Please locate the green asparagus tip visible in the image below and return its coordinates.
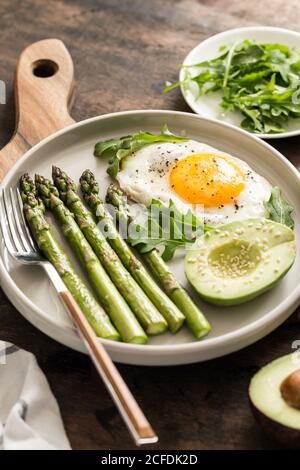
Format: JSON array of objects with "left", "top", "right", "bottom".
[
  {"left": 52, "top": 166, "right": 77, "bottom": 200},
  {"left": 80, "top": 170, "right": 99, "bottom": 195},
  {"left": 35, "top": 174, "right": 59, "bottom": 194},
  {"left": 106, "top": 183, "right": 116, "bottom": 200},
  {"left": 19, "top": 173, "right": 45, "bottom": 212},
  {"left": 106, "top": 184, "right": 126, "bottom": 209},
  {"left": 20, "top": 173, "right": 35, "bottom": 196},
  {"left": 108, "top": 183, "right": 122, "bottom": 195},
  {"left": 35, "top": 174, "right": 60, "bottom": 208}
]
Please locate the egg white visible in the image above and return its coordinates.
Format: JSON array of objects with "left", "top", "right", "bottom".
[{"left": 116, "top": 140, "right": 272, "bottom": 227}]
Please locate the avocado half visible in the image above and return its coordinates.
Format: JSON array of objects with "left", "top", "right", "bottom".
[
  {"left": 185, "top": 218, "right": 296, "bottom": 306},
  {"left": 249, "top": 354, "right": 300, "bottom": 448}
]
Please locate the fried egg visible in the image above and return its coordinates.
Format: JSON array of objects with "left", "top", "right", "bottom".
[{"left": 116, "top": 140, "right": 272, "bottom": 227}]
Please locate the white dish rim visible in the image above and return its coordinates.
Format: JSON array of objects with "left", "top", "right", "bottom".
[{"left": 1, "top": 109, "right": 300, "bottom": 358}]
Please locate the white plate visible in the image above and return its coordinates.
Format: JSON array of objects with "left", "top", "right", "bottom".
[
  {"left": 1, "top": 110, "right": 300, "bottom": 365},
  {"left": 180, "top": 26, "right": 300, "bottom": 139}
]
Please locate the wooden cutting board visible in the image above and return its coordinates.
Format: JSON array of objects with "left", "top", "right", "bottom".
[{"left": 0, "top": 38, "right": 75, "bottom": 181}]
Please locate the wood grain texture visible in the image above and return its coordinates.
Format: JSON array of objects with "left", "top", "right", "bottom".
[
  {"left": 0, "top": 0, "right": 299, "bottom": 450},
  {"left": 0, "top": 38, "right": 74, "bottom": 180}
]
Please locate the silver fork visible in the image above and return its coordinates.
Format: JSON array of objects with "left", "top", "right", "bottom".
[
  {"left": 0, "top": 186, "right": 158, "bottom": 446},
  {"left": 0, "top": 187, "right": 68, "bottom": 289}
]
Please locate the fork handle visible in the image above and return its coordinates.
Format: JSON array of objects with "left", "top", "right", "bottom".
[{"left": 59, "top": 291, "right": 158, "bottom": 446}]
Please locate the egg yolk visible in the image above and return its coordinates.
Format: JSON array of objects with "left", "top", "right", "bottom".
[{"left": 169, "top": 154, "right": 245, "bottom": 207}]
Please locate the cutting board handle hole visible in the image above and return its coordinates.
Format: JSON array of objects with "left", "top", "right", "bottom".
[{"left": 32, "top": 59, "right": 58, "bottom": 78}]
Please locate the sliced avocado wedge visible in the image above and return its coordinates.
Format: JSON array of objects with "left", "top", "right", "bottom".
[
  {"left": 185, "top": 218, "right": 296, "bottom": 306},
  {"left": 249, "top": 353, "right": 300, "bottom": 448}
]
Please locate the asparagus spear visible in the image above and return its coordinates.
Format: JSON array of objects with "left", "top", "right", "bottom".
[
  {"left": 34, "top": 174, "right": 147, "bottom": 344},
  {"left": 106, "top": 185, "right": 211, "bottom": 339},
  {"left": 80, "top": 170, "right": 185, "bottom": 333},
  {"left": 52, "top": 166, "right": 167, "bottom": 335},
  {"left": 19, "top": 174, "right": 120, "bottom": 341}
]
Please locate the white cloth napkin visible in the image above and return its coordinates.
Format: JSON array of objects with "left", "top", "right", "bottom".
[{"left": 0, "top": 341, "right": 71, "bottom": 450}]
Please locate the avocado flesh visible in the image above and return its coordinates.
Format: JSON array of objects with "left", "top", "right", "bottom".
[
  {"left": 185, "top": 218, "right": 296, "bottom": 306},
  {"left": 249, "top": 354, "right": 300, "bottom": 432}
]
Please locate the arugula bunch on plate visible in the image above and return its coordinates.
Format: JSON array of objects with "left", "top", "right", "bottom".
[
  {"left": 127, "top": 199, "right": 211, "bottom": 262},
  {"left": 120, "top": 188, "right": 294, "bottom": 262},
  {"left": 165, "top": 40, "right": 300, "bottom": 134},
  {"left": 264, "top": 187, "right": 294, "bottom": 229},
  {"left": 94, "top": 125, "right": 188, "bottom": 177}
]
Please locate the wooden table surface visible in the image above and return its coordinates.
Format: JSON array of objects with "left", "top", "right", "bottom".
[{"left": 0, "top": 0, "right": 299, "bottom": 450}]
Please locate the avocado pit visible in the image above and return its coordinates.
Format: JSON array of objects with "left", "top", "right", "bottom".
[{"left": 281, "top": 369, "right": 300, "bottom": 410}]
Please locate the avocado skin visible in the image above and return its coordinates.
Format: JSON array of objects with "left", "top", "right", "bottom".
[
  {"left": 250, "top": 401, "right": 300, "bottom": 449},
  {"left": 249, "top": 353, "right": 300, "bottom": 448},
  {"left": 194, "top": 264, "right": 293, "bottom": 307}
]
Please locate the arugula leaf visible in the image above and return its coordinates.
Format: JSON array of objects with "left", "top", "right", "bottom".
[
  {"left": 223, "top": 40, "right": 240, "bottom": 88},
  {"left": 165, "top": 40, "right": 300, "bottom": 134},
  {"left": 264, "top": 187, "right": 294, "bottom": 228},
  {"left": 129, "top": 199, "right": 211, "bottom": 261},
  {"left": 94, "top": 125, "right": 188, "bottom": 177}
]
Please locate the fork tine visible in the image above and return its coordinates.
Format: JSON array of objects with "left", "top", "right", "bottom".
[
  {"left": 10, "top": 188, "right": 32, "bottom": 253},
  {"left": 16, "top": 188, "right": 36, "bottom": 251},
  {"left": 0, "top": 189, "right": 16, "bottom": 256},
  {"left": 3, "top": 188, "right": 25, "bottom": 253}
]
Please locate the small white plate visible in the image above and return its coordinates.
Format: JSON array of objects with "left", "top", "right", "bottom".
[
  {"left": 180, "top": 26, "right": 300, "bottom": 139},
  {"left": 1, "top": 110, "right": 300, "bottom": 365}
]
